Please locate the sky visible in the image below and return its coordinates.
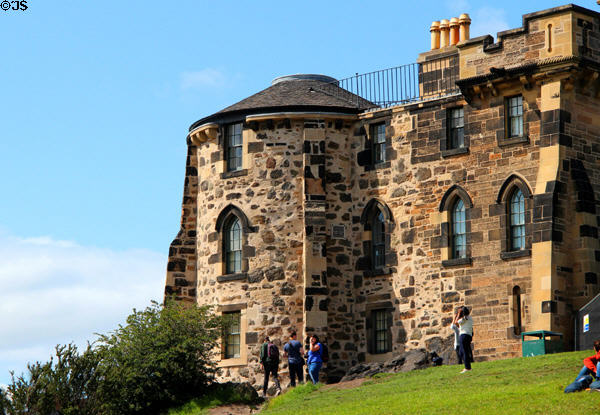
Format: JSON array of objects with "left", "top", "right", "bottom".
[{"left": 0, "top": 0, "right": 590, "bottom": 386}]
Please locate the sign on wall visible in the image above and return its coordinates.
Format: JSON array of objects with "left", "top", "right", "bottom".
[{"left": 584, "top": 314, "right": 590, "bottom": 333}]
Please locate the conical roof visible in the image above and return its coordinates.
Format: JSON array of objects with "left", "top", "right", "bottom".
[{"left": 190, "top": 74, "right": 377, "bottom": 130}]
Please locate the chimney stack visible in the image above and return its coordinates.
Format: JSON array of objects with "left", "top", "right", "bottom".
[{"left": 430, "top": 13, "right": 471, "bottom": 50}]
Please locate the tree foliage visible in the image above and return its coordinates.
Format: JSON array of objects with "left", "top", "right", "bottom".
[{"left": 0, "top": 300, "right": 224, "bottom": 415}]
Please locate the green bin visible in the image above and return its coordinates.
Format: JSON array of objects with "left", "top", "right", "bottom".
[{"left": 521, "top": 330, "right": 563, "bottom": 357}]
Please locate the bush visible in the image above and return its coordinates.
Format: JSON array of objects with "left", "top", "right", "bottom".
[
  {"left": 95, "top": 300, "right": 223, "bottom": 414},
  {"left": 1, "top": 300, "right": 224, "bottom": 415}
]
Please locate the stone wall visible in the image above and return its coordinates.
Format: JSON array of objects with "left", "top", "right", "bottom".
[
  {"left": 165, "top": 3, "right": 600, "bottom": 386},
  {"left": 193, "top": 121, "right": 306, "bottom": 388}
]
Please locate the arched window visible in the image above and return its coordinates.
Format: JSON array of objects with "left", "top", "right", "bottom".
[
  {"left": 451, "top": 199, "right": 466, "bottom": 259},
  {"left": 224, "top": 217, "right": 242, "bottom": 274},
  {"left": 372, "top": 209, "right": 386, "bottom": 269},
  {"left": 512, "top": 286, "right": 522, "bottom": 335},
  {"left": 438, "top": 185, "right": 473, "bottom": 266},
  {"left": 495, "top": 175, "right": 532, "bottom": 259},
  {"left": 358, "top": 199, "right": 395, "bottom": 274},
  {"left": 509, "top": 189, "right": 525, "bottom": 251}
]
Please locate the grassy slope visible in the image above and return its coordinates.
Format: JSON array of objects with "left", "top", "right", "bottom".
[{"left": 263, "top": 350, "right": 600, "bottom": 415}]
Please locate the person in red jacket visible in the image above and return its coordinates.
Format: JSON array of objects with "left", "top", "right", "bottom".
[{"left": 574, "top": 340, "right": 600, "bottom": 381}]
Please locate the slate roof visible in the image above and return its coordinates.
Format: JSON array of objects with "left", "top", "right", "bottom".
[{"left": 190, "top": 75, "right": 377, "bottom": 130}]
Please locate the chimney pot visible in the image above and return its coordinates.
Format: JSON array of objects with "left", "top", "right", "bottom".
[
  {"left": 430, "top": 21, "right": 440, "bottom": 50},
  {"left": 450, "top": 17, "right": 460, "bottom": 45},
  {"left": 459, "top": 13, "right": 471, "bottom": 41},
  {"left": 440, "top": 19, "right": 450, "bottom": 48}
]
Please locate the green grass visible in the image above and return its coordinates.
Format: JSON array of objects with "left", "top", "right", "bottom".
[
  {"left": 261, "top": 350, "right": 600, "bottom": 415},
  {"left": 166, "top": 383, "right": 260, "bottom": 415}
]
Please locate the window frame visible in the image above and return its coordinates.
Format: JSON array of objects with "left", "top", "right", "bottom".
[
  {"left": 451, "top": 198, "right": 467, "bottom": 259},
  {"left": 224, "top": 216, "right": 242, "bottom": 274},
  {"left": 505, "top": 95, "right": 523, "bottom": 139},
  {"left": 509, "top": 188, "right": 526, "bottom": 251},
  {"left": 225, "top": 123, "right": 243, "bottom": 172},
  {"left": 371, "top": 122, "right": 386, "bottom": 165},
  {"left": 448, "top": 107, "right": 465, "bottom": 150},
  {"left": 357, "top": 199, "right": 396, "bottom": 276},
  {"left": 438, "top": 185, "right": 473, "bottom": 268},
  {"left": 372, "top": 209, "right": 386, "bottom": 270},
  {"left": 367, "top": 307, "right": 393, "bottom": 355},
  {"left": 494, "top": 176, "right": 532, "bottom": 261},
  {"left": 223, "top": 311, "right": 241, "bottom": 359}
]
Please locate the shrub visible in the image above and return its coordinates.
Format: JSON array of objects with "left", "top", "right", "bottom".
[
  {"left": 2, "top": 300, "right": 224, "bottom": 415},
  {"left": 95, "top": 300, "right": 223, "bottom": 414}
]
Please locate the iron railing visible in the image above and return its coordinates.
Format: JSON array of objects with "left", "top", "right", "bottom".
[{"left": 318, "top": 55, "right": 460, "bottom": 108}]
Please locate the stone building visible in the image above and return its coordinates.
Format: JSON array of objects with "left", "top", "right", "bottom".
[{"left": 165, "top": 4, "right": 600, "bottom": 387}]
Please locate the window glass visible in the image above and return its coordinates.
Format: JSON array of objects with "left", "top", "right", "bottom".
[
  {"left": 507, "top": 96, "right": 523, "bottom": 138},
  {"left": 451, "top": 199, "right": 466, "bottom": 259},
  {"left": 510, "top": 189, "right": 525, "bottom": 250},
  {"left": 372, "top": 123, "right": 386, "bottom": 164},
  {"left": 448, "top": 108, "right": 464, "bottom": 149},
  {"left": 373, "top": 309, "right": 390, "bottom": 354},
  {"left": 225, "top": 217, "right": 242, "bottom": 274},
  {"left": 372, "top": 210, "right": 385, "bottom": 269},
  {"left": 226, "top": 123, "right": 243, "bottom": 171},
  {"left": 224, "top": 311, "right": 241, "bottom": 359}
]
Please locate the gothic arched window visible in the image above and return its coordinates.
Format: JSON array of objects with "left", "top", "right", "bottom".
[
  {"left": 224, "top": 216, "right": 242, "bottom": 274},
  {"left": 358, "top": 199, "right": 396, "bottom": 275},
  {"left": 494, "top": 175, "right": 532, "bottom": 260},
  {"left": 372, "top": 209, "right": 386, "bottom": 269},
  {"left": 509, "top": 189, "right": 525, "bottom": 251},
  {"left": 451, "top": 199, "right": 466, "bottom": 259}
]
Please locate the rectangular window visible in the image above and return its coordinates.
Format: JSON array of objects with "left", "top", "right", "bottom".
[
  {"left": 373, "top": 309, "right": 391, "bottom": 354},
  {"left": 226, "top": 123, "right": 243, "bottom": 172},
  {"left": 448, "top": 108, "right": 464, "bottom": 149},
  {"left": 223, "top": 311, "right": 241, "bottom": 359},
  {"left": 506, "top": 96, "right": 523, "bottom": 138},
  {"left": 371, "top": 123, "right": 386, "bottom": 164}
]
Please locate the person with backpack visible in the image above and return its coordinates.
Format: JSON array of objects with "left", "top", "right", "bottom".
[
  {"left": 283, "top": 331, "right": 305, "bottom": 387},
  {"left": 307, "top": 334, "right": 325, "bottom": 384},
  {"left": 260, "top": 336, "right": 281, "bottom": 397}
]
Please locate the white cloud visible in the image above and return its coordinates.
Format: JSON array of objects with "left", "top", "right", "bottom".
[
  {"left": 180, "top": 68, "right": 227, "bottom": 90},
  {"left": 0, "top": 232, "right": 166, "bottom": 385},
  {"left": 470, "top": 7, "right": 510, "bottom": 41}
]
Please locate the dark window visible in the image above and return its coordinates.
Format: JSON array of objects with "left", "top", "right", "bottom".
[
  {"left": 506, "top": 96, "right": 523, "bottom": 138},
  {"left": 226, "top": 123, "right": 243, "bottom": 172},
  {"left": 451, "top": 199, "right": 466, "bottom": 259},
  {"left": 372, "top": 123, "right": 386, "bottom": 164},
  {"left": 372, "top": 210, "right": 385, "bottom": 269},
  {"left": 448, "top": 108, "right": 464, "bottom": 149},
  {"left": 509, "top": 189, "right": 525, "bottom": 250},
  {"left": 223, "top": 311, "right": 241, "bottom": 358},
  {"left": 224, "top": 216, "right": 242, "bottom": 274},
  {"left": 372, "top": 309, "right": 391, "bottom": 354},
  {"left": 512, "top": 286, "right": 522, "bottom": 335}
]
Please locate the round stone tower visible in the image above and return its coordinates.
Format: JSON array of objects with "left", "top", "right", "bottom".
[{"left": 165, "top": 74, "right": 374, "bottom": 387}]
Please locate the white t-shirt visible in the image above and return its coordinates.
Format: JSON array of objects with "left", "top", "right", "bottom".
[{"left": 458, "top": 317, "right": 473, "bottom": 336}]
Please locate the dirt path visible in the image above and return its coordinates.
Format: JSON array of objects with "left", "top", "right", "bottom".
[
  {"left": 208, "top": 378, "right": 367, "bottom": 414},
  {"left": 208, "top": 403, "right": 262, "bottom": 415}
]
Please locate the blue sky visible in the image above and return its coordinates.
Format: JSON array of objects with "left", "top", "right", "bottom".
[{"left": 0, "top": 0, "right": 585, "bottom": 386}]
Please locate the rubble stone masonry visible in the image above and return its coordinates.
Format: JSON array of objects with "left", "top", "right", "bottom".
[{"left": 165, "top": 4, "right": 600, "bottom": 389}]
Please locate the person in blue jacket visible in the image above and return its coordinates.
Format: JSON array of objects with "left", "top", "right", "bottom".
[{"left": 307, "top": 334, "right": 323, "bottom": 384}]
